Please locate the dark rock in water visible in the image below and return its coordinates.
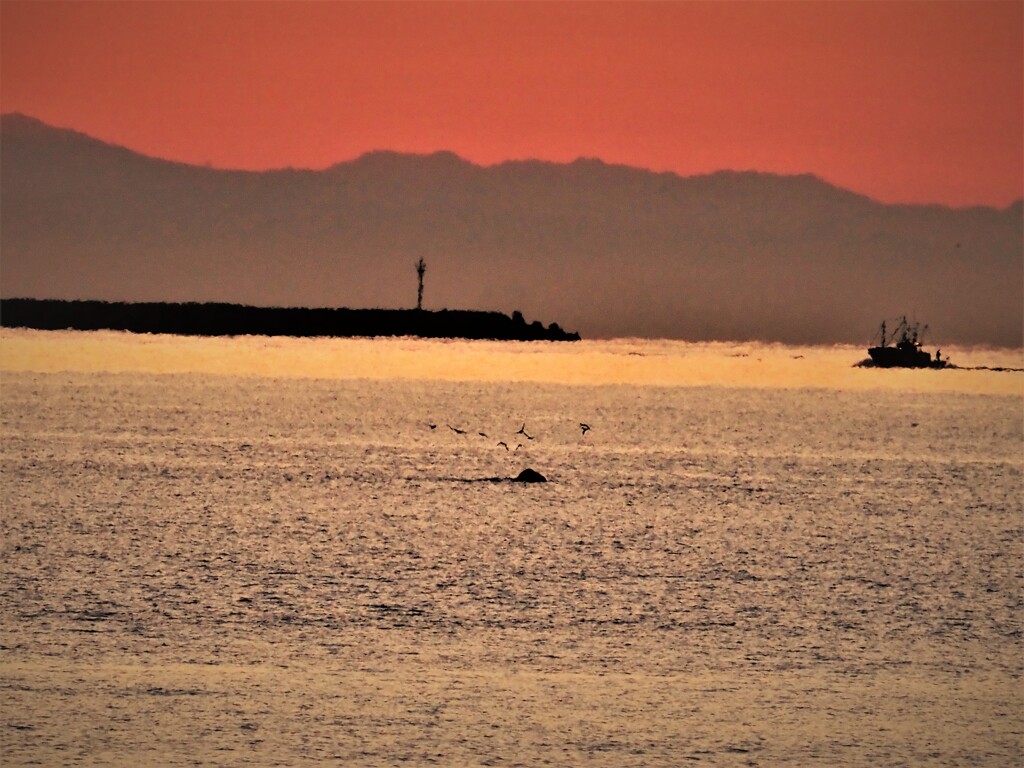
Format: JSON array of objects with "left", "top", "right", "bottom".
[{"left": 513, "top": 468, "right": 547, "bottom": 483}]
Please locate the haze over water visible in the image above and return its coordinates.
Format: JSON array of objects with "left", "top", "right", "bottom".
[{"left": 1, "top": 331, "right": 1021, "bottom": 766}]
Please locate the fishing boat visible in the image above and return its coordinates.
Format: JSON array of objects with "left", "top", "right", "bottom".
[{"left": 867, "top": 317, "right": 948, "bottom": 368}]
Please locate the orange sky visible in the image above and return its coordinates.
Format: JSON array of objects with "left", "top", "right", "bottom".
[{"left": 1, "top": 1, "right": 1021, "bottom": 207}]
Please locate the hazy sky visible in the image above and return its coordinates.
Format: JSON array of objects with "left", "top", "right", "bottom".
[{"left": 1, "top": 1, "right": 1021, "bottom": 207}]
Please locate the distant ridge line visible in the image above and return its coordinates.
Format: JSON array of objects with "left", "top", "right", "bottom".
[
  {"left": 8, "top": 111, "right": 1022, "bottom": 211},
  {"left": 0, "top": 111, "right": 864, "bottom": 203},
  {"left": 3, "top": 113, "right": 1021, "bottom": 346},
  {"left": 0, "top": 298, "right": 581, "bottom": 342}
]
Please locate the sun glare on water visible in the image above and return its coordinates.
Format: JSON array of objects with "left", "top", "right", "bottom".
[{"left": 1, "top": 329, "right": 1021, "bottom": 396}]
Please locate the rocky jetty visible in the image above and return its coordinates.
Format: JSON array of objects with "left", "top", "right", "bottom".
[{"left": 0, "top": 299, "right": 580, "bottom": 342}]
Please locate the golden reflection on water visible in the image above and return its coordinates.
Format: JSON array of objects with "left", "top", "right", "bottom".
[{"left": 1, "top": 329, "right": 1021, "bottom": 396}]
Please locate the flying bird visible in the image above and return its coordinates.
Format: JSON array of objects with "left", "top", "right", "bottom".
[
  {"left": 428, "top": 423, "right": 437, "bottom": 430},
  {"left": 580, "top": 422, "right": 591, "bottom": 437},
  {"left": 516, "top": 423, "right": 534, "bottom": 440},
  {"left": 448, "top": 425, "right": 466, "bottom": 435},
  {"left": 497, "top": 441, "right": 509, "bottom": 451}
]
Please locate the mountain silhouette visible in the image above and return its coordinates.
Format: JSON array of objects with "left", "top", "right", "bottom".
[{"left": 2, "top": 113, "right": 1020, "bottom": 345}]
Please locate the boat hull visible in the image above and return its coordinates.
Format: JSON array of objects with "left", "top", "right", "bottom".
[{"left": 868, "top": 345, "right": 946, "bottom": 368}]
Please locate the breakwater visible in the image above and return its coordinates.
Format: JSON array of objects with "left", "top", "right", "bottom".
[{"left": 0, "top": 299, "right": 580, "bottom": 341}]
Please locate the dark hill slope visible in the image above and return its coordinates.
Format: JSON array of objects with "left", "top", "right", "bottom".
[{"left": 2, "top": 113, "right": 1020, "bottom": 345}]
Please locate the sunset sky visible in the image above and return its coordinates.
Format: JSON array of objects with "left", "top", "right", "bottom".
[{"left": 1, "top": 1, "right": 1021, "bottom": 208}]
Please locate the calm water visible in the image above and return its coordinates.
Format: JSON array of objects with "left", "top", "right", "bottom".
[{"left": 1, "top": 333, "right": 1021, "bottom": 766}]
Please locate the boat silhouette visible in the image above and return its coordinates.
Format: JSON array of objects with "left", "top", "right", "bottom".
[{"left": 867, "top": 317, "right": 947, "bottom": 368}]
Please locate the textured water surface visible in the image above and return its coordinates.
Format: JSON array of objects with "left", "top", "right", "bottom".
[{"left": 1, "top": 344, "right": 1021, "bottom": 766}]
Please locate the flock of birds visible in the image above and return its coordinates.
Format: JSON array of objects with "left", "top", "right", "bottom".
[{"left": 426, "top": 421, "right": 591, "bottom": 451}]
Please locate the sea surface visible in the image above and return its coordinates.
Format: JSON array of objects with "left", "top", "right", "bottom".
[{"left": 1, "top": 330, "right": 1022, "bottom": 766}]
